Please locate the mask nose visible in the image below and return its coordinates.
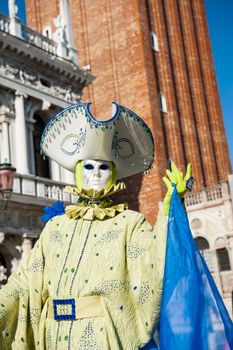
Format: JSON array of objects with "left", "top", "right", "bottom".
[{"left": 93, "top": 166, "right": 101, "bottom": 178}]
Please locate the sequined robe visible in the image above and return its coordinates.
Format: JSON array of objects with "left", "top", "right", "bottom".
[{"left": 0, "top": 206, "right": 167, "bottom": 350}]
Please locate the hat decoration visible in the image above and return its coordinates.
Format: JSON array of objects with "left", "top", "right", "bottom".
[{"left": 40, "top": 102, "right": 154, "bottom": 179}]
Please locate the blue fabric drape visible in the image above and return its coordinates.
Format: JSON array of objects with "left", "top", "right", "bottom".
[
  {"left": 41, "top": 201, "right": 65, "bottom": 222},
  {"left": 141, "top": 338, "right": 158, "bottom": 350},
  {"left": 158, "top": 188, "right": 233, "bottom": 350},
  {"left": 141, "top": 339, "right": 158, "bottom": 350}
]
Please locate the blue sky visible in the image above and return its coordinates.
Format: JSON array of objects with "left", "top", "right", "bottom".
[
  {"left": 0, "top": 0, "right": 26, "bottom": 24},
  {"left": 205, "top": 0, "right": 233, "bottom": 166},
  {"left": 0, "top": 0, "right": 232, "bottom": 166}
]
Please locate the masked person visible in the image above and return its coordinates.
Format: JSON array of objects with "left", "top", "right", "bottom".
[{"left": 0, "top": 103, "right": 192, "bottom": 349}]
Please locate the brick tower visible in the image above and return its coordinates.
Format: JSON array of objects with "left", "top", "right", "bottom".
[{"left": 25, "top": 0, "right": 232, "bottom": 223}]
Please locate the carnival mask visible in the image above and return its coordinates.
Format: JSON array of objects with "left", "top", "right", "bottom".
[
  {"left": 82, "top": 160, "right": 111, "bottom": 190},
  {"left": 75, "top": 159, "right": 117, "bottom": 191}
]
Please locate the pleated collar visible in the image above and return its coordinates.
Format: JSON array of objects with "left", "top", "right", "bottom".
[{"left": 64, "top": 183, "right": 128, "bottom": 221}]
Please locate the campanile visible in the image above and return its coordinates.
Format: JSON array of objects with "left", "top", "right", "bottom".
[{"left": 25, "top": 0, "right": 232, "bottom": 222}]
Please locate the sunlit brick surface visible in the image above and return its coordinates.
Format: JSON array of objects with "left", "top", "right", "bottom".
[{"left": 26, "top": 0, "right": 232, "bottom": 224}]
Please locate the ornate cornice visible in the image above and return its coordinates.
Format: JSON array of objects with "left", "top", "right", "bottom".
[
  {"left": 0, "top": 29, "right": 93, "bottom": 83},
  {"left": 0, "top": 28, "right": 94, "bottom": 104}
]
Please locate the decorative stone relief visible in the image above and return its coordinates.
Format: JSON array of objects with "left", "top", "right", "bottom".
[
  {"left": 1, "top": 61, "right": 20, "bottom": 80},
  {"left": 0, "top": 89, "right": 15, "bottom": 114},
  {"left": 42, "top": 100, "right": 51, "bottom": 111},
  {"left": 0, "top": 57, "right": 80, "bottom": 103},
  {"left": 65, "top": 86, "right": 72, "bottom": 102},
  {"left": 19, "top": 68, "right": 37, "bottom": 84}
]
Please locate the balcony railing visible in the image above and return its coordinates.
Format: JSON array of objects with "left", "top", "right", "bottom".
[
  {"left": 0, "top": 13, "right": 10, "bottom": 33},
  {"left": 13, "top": 173, "right": 76, "bottom": 203},
  {"left": 185, "top": 182, "right": 230, "bottom": 210},
  {"left": 12, "top": 174, "right": 230, "bottom": 208},
  {"left": 22, "top": 25, "right": 58, "bottom": 56},
  {"left": 0, "top": 13, "right": 77, "bottom": 62}
]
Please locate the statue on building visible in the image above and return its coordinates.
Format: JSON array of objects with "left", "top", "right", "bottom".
[
  {"left": 53, "top": 15, "right": 67, "bottom": 44},
  {"left": 8, "top": 0, "right": 18, "bottom": 18},
  {"left": 0, "top": 103, "right": 232, "bottom": 349}
]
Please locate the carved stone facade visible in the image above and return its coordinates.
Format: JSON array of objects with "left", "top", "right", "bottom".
[
  {"left": 0, "top": 7, "right": 93, "bottom": 285},
  {"left": 0, "top": 56, "right": 84, "bottom": 105},
  {"left": 185, "top": 180, "right": 233, "bottom": 314}
]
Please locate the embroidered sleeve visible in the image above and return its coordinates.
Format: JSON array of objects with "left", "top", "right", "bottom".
[
  {"left": 0, "top": 219, "right": 53, "bottom": 348},
  {"left": 126, "top": 205, "right": 167, "bottom": 346}
]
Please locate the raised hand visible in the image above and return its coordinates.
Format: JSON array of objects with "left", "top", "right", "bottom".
[{"left": 163, "top": 162, "right": 193, "bottom": 216}]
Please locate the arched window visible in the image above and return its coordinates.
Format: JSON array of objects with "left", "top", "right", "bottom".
[
  {"left": 195, "top": 237, "right": 214, "bottom": 272},
  {"left": 33, "top": 114, "right": 51, "bottom": 178},
  {"left": 216, "top": 248, "right": 231, "bottom": 272},
  {"left": 195, "top": 237, "right": 209, "bottom": 251}
]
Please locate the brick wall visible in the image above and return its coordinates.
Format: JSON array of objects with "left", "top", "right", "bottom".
[{"left": 26, "top": 0, "right": 232, "bottom": 224}]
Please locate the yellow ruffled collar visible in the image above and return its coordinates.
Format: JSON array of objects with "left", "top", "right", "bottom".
[
  {"left": 65, "top": 182, "right": 125, "bottom": 200},
  {"left": 64, "top": 182, "right": 128, "bottom": 221}
]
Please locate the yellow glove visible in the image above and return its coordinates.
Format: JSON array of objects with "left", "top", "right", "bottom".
[{"left": 163, "top": 162, "right": 193, "bottom": 216}]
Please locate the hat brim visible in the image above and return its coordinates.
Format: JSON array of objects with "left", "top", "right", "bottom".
[{"left": 41, "top": 102, "right": 154, "bottom": 179}]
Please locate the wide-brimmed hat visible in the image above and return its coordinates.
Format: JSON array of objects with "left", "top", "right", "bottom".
[{"left": 40, "top": 102, "right": 154, "bottom": 179}]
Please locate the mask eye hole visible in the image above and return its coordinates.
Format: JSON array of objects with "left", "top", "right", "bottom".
[
  {"left": 84, "top": 164, "right": 94, "bottom": 170},
  {"left": 100, "top": 164, "right": 110, "bottom": 170}
]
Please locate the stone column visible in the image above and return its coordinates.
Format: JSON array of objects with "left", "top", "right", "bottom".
[
  {"left": 53, "top": 15, "right": 67, "bottom": 58},
  {"left": 1, "top": 120, "right": 10, "bottom": 163},
  {"left": 27, "top": 122, "right": 36, "bottom": 175},
  {"left": 63, "top": 168, "right": 75, "bottom": 185},
  {"left": 59, "top": 0, "right": 78, "bottom": 63},
  {"left": 51, "top": 160, "right": 61, "bottom": 181},
  {"left": 8, "top": 0, "right": 22, "bottom": 38},
  {"left": 14, "top": 92, "right": 29, "bottom": 174}
]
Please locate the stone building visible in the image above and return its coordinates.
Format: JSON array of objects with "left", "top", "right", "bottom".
[
  {"left": 0, "top": 1, "right": 93, "bottom": 284},
  {"left": 25, "top": 0, "right": 233, "bottom": 315}
]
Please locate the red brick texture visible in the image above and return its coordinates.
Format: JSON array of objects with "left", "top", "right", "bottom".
[{"left": 26, "top": 0, "right": 232, "bottom": 224}]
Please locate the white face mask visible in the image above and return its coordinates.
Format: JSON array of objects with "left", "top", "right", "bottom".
[{"left": 82, "top": 159, "right": 111, "bottom": 191}]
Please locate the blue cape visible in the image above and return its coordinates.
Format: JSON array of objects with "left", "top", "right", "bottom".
[{"left": 142, "top": 188, "right": 233, "bottom": 350}]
